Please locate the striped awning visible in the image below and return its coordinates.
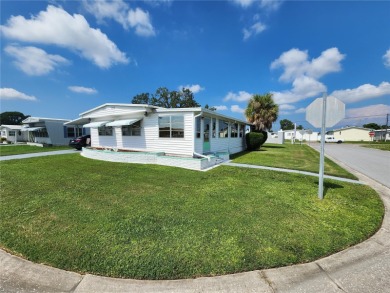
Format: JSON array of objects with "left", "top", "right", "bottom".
[
  {"left": 83, "top": 121, "right": 110, "bottom": 128},
  {"left": 105, "top": 118, "right": 141, "bottom": 127},
  {"left": 21, "top": 127, "right": 44, "bottom": 132}
]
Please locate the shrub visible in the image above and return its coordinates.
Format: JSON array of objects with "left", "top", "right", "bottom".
[{"left": 246, "top": 132, "right": 264, "bottom": 150}]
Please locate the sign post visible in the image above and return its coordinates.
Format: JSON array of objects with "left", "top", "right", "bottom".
[
  {"left": 306, "top": 94, "right": 345, "bottom": 200},
  {"left": 369, "top": 131, "right": 375, "bottom": 142}
]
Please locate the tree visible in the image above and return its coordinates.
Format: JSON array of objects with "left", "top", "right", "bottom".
[
  {"left": 131, "top": 93, "right": 150, "bottom": 104},
  {"left": 245, "top": 93, "right": 279, "bottom": 131},
  {"left": 280, "top": 119, "right": 294, "bottom": 130},
  {"left": 204, "top": 104, "right": 217, "bottom": 111},
  {"left": 131, "top": 87, "right": 200, "bottom": 108},
  {"left": 363, "top": 123, "right": 381, "bottom": 130},
  {"left": 297, "top": 125, "right": 303, "bottom": 130},
  {"left": 0, "top": 111, "right": 30, "bottom": 125}
]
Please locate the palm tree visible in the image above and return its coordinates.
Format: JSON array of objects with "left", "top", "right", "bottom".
[{"left": 245, "top": 93, "right": 279, "bottom": 131}]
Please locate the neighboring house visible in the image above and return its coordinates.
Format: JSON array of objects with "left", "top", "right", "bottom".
[
  {"left": 66, "top": 103, "right": 249, "bottom": 157},
  {"left": 374, "top": 129, "right": 390, "bottom": 141},
  {"left": 0, "top": 125, "right": 28, "bottom": 143},
  {"left": 21, "top": 117, "right": 79, "bottom": 146},
  {"left": 327, "top": 127, "right": 372, "bottom": 142},
  {"left": 283, "top": 130, "right": 319, "bottom": 142}
]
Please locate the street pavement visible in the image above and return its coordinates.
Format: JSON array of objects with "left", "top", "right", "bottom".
[
  {"left": 309, "top": 143, "right": 390, "bottom": 188},
  {"left": 1, "top": 146, "right": 389, "bottom": 292}
]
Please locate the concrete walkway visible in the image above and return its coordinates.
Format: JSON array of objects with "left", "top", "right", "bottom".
[
  {"left": 0, "top": 149, "right": 77, "bottom": 161},
  {"left": 1, "top": 151, "right": 389, "bottom": 292}
]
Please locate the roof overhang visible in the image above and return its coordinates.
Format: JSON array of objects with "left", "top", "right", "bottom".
[{"left": 106, "top": 118, "right": 141, "bottom": 127}]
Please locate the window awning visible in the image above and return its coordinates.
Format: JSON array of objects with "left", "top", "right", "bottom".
[
  {"left": 105, "top": 118, "right": 141, "bottom": 127},
  {"left": 21, "top": 127, "right": 44, "bottom": 132},
  {"left": 83, "top": 121, "right": 110, "bottom": 128}
]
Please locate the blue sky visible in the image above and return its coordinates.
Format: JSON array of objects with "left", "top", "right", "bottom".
[{"left": 1, "top": 0, "right": 389, "bottom": 130}]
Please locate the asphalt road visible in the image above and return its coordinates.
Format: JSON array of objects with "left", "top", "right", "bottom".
[{"left": 310, "top": 143, "right": 390, "bottom": 188}]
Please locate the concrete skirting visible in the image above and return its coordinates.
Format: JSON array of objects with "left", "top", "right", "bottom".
[{"left": 81, "top": 148, "right": 223, "bottom": 171}]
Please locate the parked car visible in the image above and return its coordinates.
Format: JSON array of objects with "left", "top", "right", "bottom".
[
  {"left": 69, "top": 134, "right": 90, "bottom": 150},
  {"left": 324, "top": 136, "right": 344, "bottom": 143}
]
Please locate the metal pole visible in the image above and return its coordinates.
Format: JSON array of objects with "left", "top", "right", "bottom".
[{"left": 318, "top": 94, "right": 327, "bottom": 200}]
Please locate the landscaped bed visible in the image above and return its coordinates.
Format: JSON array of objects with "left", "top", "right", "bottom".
[{"left": 0, "top": 154, "right": 384, "bottom": 280}]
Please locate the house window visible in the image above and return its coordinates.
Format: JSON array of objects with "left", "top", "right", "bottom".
[
  {"left": 159, "top": 115, "right": 184, "bottom": 138},
  {"left": 212, "top": 119, "right": 216, "bottom": 138},
  {"left": 231, "top": 123, "right": 238, "bottom": 138},
  {"left": 219, "top": 120, "right": 229, "bottom": 138},
  {"left": 239, "top": 125, "right": 244, "bottom": 138},
  {"left": 204, "top": 117, "right": 211, "bottom": 141},
  {"left": 34, "top": 129, "right": 48, "bottom": 138},
  {"left": 195, "top": 117, "right": 201, "bottom": 138},
  {"left": 9, "top": 131, "right": 16, "bottom": 136},
  {"left": 122, "top": 121, "right": 141, "bottom": 136},
  {"left": 98, "top": 126, "right": 113, "bottom": 136},
  {"left": 67, "top": 127, "right": 75, "bottom": 138}
]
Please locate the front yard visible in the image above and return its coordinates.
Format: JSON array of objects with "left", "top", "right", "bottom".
[
  {"left": 231, "top": 143, "right": 357, "bottom": 179},
  {"left": 0, "top": 153, "right": 383, "bottom": 280}
]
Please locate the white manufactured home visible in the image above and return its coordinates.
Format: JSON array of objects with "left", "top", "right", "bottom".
[
  {"left": 66, "top": 104, "right": 249, "bottom": 170},
  {"left": 0, "top": 125, "right": 28, "bottom": 143},
  {"left": 21, "top": 117, "right": 73, "bottom": 146}
]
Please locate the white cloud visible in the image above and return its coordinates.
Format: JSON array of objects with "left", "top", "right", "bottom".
[
  {"left": 295, "top": 108, "right": 306, "bottom": 114},
  {"left": 232, "top": 0, "right": 256, "bottom": 8},
  {"left": 214, "top": 105, "right": 228, "bottom": 111},
  {"left": 279, "top": 104, "right": 295, "bottom": 110},
  {"left": 272, "top": 76, "right": 326, "bottom": 104},
  {"left": 384, "top": 49, "right": 390, "bottom": 68},
  {"left": 83, "top": 1, "right": 156, "bottom": 37},
  {"left": 68, "top": 86, "right": 98, "bottom": 94},
  {"left": 331, "top": 82, "right": 390, "bottom": 104},
  {"left": 179, "top": 84, "right": 205, "bottom": 94},
  {"left": 83, "top": 0, "right": 129, "bottom": 28},
  {"left": 243, "top": 21, "right": 266, "bottom": 40},
  {"left": 233, "top": 0, "right": 283, "bottom": 10},
  {"left": 231, "top": 105, "right": 245, "bottom": 113},
  {"left": 270, "top": 47, "right": 345, "bottom": 104},
  {"left": 346, "top": 104, "right": 390, "bottom": 118},
  {"left": 224, "top": 91, "right": 252, "bottom": 102},
  {"left": 259, "top": 0, "right": 283, "bottom": 11},
  {"left": 0, "top": 5, "right": 129, "bottom": 68},
  {"left": 271, "top": 47, "right": 345, "bottom": 82},
  {"left": 128, "top": 8, "right": 156, "bottom": 37},
  {"left": 4, "top": 45, "right": 68, "bottom": 76},
  {"left": 0, "top": 88, "right": 37, "bottom": 101}
]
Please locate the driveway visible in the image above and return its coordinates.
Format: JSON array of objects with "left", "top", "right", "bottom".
[{"left": 310, "top": 143, "right": 390, "bottom": 189}]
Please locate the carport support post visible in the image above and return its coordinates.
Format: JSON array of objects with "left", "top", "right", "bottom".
[{"left": 318, "top": 94, "right": 327, "bottom": 200}]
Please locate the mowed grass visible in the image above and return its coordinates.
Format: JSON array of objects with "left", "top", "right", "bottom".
[
  {"left": 360, "top": 142, "right": 390, "bottom": 151},
  {"left": 0, "top": 145, "right": 72, "bottom": 156},
  {"left": 0, "top": 154, "right": 383, "bottom": 280},
  {"left": 231, "top": 143, "right": 357, "bottom": 180}
]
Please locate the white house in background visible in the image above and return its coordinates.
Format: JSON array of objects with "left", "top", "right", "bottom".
[
  {"left": 327, "top": 127, "right": 372, "bottom": 142},
  {"left": 283, "top": 130, "right": 320, "bottom": 142},
  {"left": 21, "top": 117, "right": 77, "bottom": 146},
  {"left": 66, "top": 103, "right": 249, "bottom": 158},
  {"left": 374, "top": 129, "right": 390, "bottom": 141},
  {"left": 0, "top": 125, "right": 28, "bottom": 143}
]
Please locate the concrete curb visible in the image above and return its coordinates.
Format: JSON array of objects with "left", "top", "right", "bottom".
[{"left": 1, "top": 154, "right": 389, "bottom": 292}]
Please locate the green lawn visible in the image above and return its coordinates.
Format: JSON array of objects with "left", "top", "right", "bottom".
[
  {"left": 360, "top": 142, "right": 390, "bottom": 151},
  {"left": 0, "top": 145, "right": 72, "bottom": 156},
  {"left": 231, "top": 143, "right": 357, "bottom": 180},
  {"left": 0, "top": 154, "right": 383, "bottom": 280}
]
